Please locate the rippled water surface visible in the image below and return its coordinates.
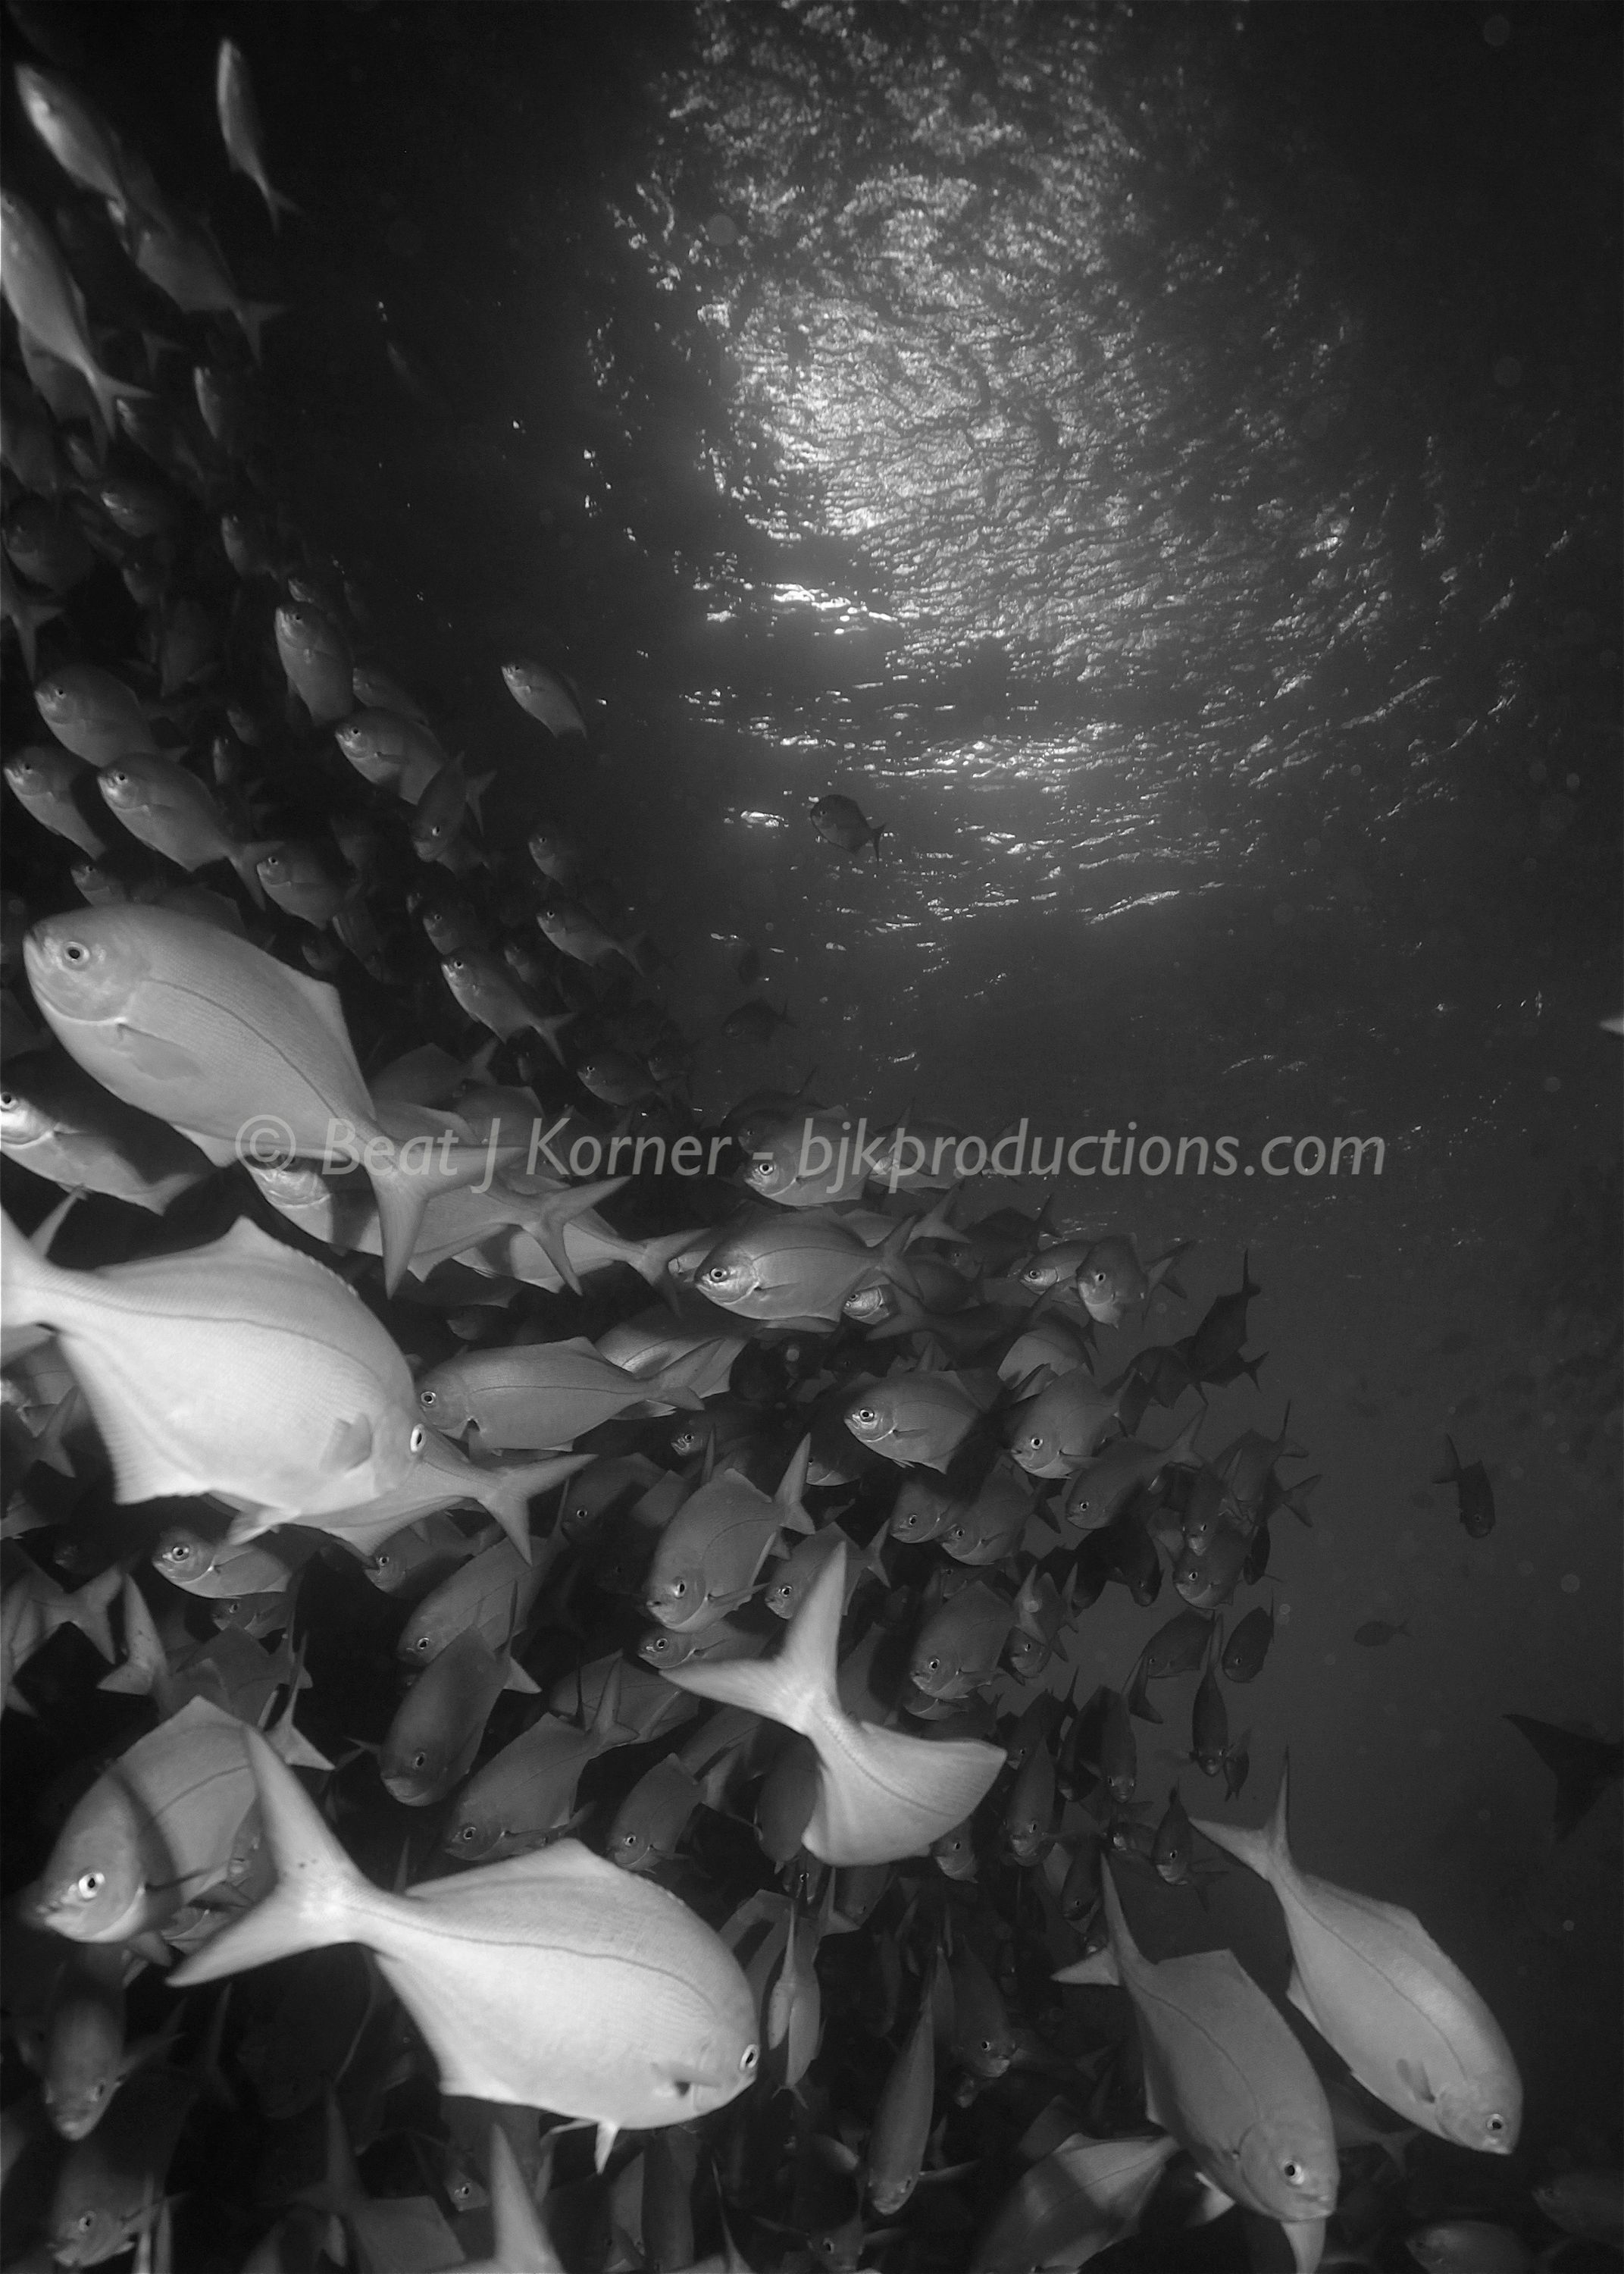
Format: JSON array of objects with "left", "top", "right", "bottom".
[{"left": 10, "top": 0, "right": 1624, "bottom": 2177}]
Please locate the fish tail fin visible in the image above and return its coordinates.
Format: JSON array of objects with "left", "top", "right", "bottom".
[
  {"left": 168, "top": 1728, "right": 364, "bottom": 1984},
  {"left": 263, "top": 186, "right": 305, "bottom": 233},
  {"left": 875, "top": 1215, "right": 924, "bottom": 1301},
  {"left": 1238, "top": 1350, "right": 1266, "bottom": 1388},
  {"left": 774, "top": 1434, "right": 815, "bottom": 1533},
  {"left": 524, "top": 1176, "right": 631, "bottom": 1295},
  {"left": 86, "top": 366, "right": 153, "bottom": 436},
  {"left": 476, "top": 1455, "right": 587, "bottom": 1559},
  {"left": 1240, "top": 1250, "right": 1260, "bottom": 1300},
  {"left": 0, "top": 1204, "right": 69, "bottom": 1329},
  {"left": 236, "top": 301, "right": 288, "bottom": 365},
  {"left": 869, "top": 823, "right": 884, "bottom": 860},
  {"left": 364, "top": 1147, "right": 432, "bottom": 1295},
  {"left": 64, "top": 1563, "right": 123, "bottom": 1662},
  {"left": 1192, "top": 1751, "right": 1290, "bottom": 1879},
  {"left": 1432, "top": 1435, "right": 1463, "bottom": 1486},
  {"left": 664, "top": 1540, "right": 845, "bottom": 1734}
]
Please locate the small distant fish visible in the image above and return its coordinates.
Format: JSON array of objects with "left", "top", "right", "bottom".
[
  {"left": 809, "top": 793, "right": 884, "bottom": 858},
  {"left": 1532, "top": 2167, "right": 1624, "bottom": 2247},
  {"left": 1221, "top": 1599, "right": 1276, "bottom": 1684},
  {"left": 1353, "top": 1619, "right": 1410, "bottom": 1648},
  {"left": 721, "top": 997, "right": 793, "bottom": 1045},
  {"left": 1432, "top": 1436, "right": 1495, "bottom": 1539}
]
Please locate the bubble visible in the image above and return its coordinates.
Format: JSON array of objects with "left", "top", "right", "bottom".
[
  {"left": 1422, "top": 1728, "right": 1444, "bottom": 1749},
  {"left": 1516, "top": 1559, "right": 1535, "bottom": 1577},
  {"left": 1482, "top": 11, "right": 1511, "bottom": 43},
  {"left": 1304, "top": 837, "right": 1322, "bottom": 855},
  {"left": 1273, "top": 903, "right": 1294, "bottom": 926},
  {"left": 1543, "top": 1076, "right": 1562, "bottom": 1093},
  {"left": 1476, "top": 1808, "right": 1491, "bottom": 1824},
  {"left": 1564, "top": 772, "right": 1582, "bottom": 790},
  {"left": 1560, "top": 1573, "right": 1580, "bottom": 1593},
  {"left": 706, "top": 214, "right": 738, "bottom": 246},
  {"left": 1529, "top": 762, "right": 1547, "bottom": 782},
  {"left": 1322, "top": 1653, "right": 1337, "bottom": 1668},
  {"left": 1349, "top": 763, "right": 1362, "bottom": 777}
]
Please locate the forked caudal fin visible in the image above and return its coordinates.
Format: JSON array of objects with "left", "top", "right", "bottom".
[
  {"left": 659, "top": 1536, "right": 847, "bottom": 1734},
  {"left": 1191, "top": 1752, "right": 1293, "bottom": 1880},
  {"left": 168, "top": 1727, "right": 368, "bottom": 1986}
]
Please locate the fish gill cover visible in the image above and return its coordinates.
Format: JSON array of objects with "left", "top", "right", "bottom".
[{"left": 0, "top": 5, "right": 1619, "bottom": 2272}]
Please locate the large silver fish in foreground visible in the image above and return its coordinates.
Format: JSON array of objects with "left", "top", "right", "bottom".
[
  {"left": 658, "top": 1538, "right": 1004, "bottom": 1864},
  {"left": 170, "top": 1726, "right": 760, "bottom": 2166},
  {"left": 1, "top": 1211, "right": 427, "bottom": 1519},
  {"left": 21, "top": 904, "right": 495, "bottom": 1292},
  {"left": 1192, "top": 1759, "right": 1522, "bottom": 2153}
]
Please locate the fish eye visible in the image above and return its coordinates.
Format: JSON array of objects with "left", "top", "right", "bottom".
[
  {"left": 853, "top": 1407, "right": 877, "bottom": 1425},
  {"left": 1485, "top": 2114, "right": 1506, "bottom": 2135},
  {"left": 926, "top": 1658, "right": 941, "bottom": 1673},
  {"left": 740, "top": 2044, "right": 759, "bottom": 2072},
  {"left": 62, "top": 941, "right": 89, "bottom": 964},
  {"left": 1281, "top": 2160, "right": 1306, "bottom": 2185},
  {"left": 74, "top": 1871, "right": 105, "bottom": 1900},
  {"left": 409, "top": 1424, "right": 427, "bottom": 1453},
  {"left": 752, "top": 1157, "right": 774, "bottom": 1173},
  {"left": 456, "top": 1825, "right": 477, "bottom": 1843},
  {"left": 411, "top": 1752, "right": 427, "bottom": 1770},
  {"left": 76, "top": 2213, "right": 96, "bottom": 2234},
  {"left": 671, "top": 1579, "right": 687, "bottom": 1596},
  {"left": 419, "top": 1389, "right": 437, "bottom": 1408},
  {"left": 701, "top": 1266, "right": 728, "bottom": 1285},
  {"left": 412, "top": 1634, "right": 431, "bottom": 1652}
]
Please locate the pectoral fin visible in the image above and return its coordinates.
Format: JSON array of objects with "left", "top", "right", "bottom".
[
  {"left": 1395, "top": 2056, "right": 1437, "bottom": 2106},
  {"left": 112, "top": 1024, "right": 206, "bottom": 1083},
  {"left": 323, "top": 1416, "right": 374, "bottom": 1472}
]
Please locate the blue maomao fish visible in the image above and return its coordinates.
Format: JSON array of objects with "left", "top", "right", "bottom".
[
  {"left": 1064, "top": 1411, "right": 1203, "bottom": 1533},
  {"left": 0, "top": 1049, "right": 211, "bottom": 1213},
  {"left": 30, "top": 1696, "right": 307, "bottom": 1944},
  {"left": 644, "top": 1438, "right": 815, "bottom": 1631},
  {"left": 1055, "top": 1868, "right": 1338, "bottom": 2225},
  {"left": 21, "top": 903, "right": 485, "bottom": 1291},
  {"left": 910, "top": 1580, "right": 1016, "bottom": 1701},
  {"left": 379, "top": 1627, "right": 518, "bottom": 1806},
  {"left": 336, "top": 704, "right": 446, "bottom": 799},
  {"left": 948, "top": 1940, "right": 1016, "bottom": 2078},
  {"left": 2, "top": 1210, "right": 430, "bottom": 1521},
  {"left": 659, "top": 1540, "right": 1004, "bottom": 1865},
  {"left": 5, "top": 744, "right": 110, "bottom": 858},
  {"left": 215, "top": 39, "right": 301, "bottom": 230},
  {"left": 0, "top": 190, "right": 151, "bottom": 436},
  {"left": 606, "top": 1758, "right": 706, "bottom": 1875},
  {"left": 152, "top": 1525, "right": 314, "bottom": 1599},
  {"left": 1009, "top": 1369, "right": 1125, "bottom": 1477},
  {"left": 33, "top": 662, "right": 156, "bottom": 767},
  {"left": 364, "top": 1511, "right": 490, "bottom": 1597},
  {"left": 971, "top": 2131, "right": 1181, "bottom": 2273},
  {"left": 13, "top": 66, "right": 148, "bottom": 222},
  {"left": 169, "top": 1726, "right": 760, "bottom": 2166},
  {"left": 1222, "top": 1599, "right": 1276, "bottom": 1683},
  {"left": 443, "top": 1667, "right": 640, "bottom": 1861},
  {"left": 843, "top": 1370, "right": 991, "bottom": 1472},
  {"left": 0, "top": 545, "right": 61, "bottom": 678},
  {"left": 695, "top": 1210, "right": 919, "bottom": 1326},
  {"left": 39, "top": 1944, "right": 131, "bottom": 2141},
  {"left": 938, "top": 1458, "right": 1034, "bottom": 1565},
  {"left": 396, "top": 1535, "right": 553, "bottom": 1669},
  {"left": 865, "top": 1990, "right": 934, "bottom": 2216},
  {"left": 1192, "top": 1761, "right": 1521, "bottom": 2153},
  {"left": 501, "top": 657, "right": 588, "bottom": 738},
  {"left": 46, "top": 2067, "right": 195, "bottom": 2269},
  {"left": 762, "top": 1519, "right": 886, "bottom": 1622},
  {"left": 595, "top": 1310, "right": 746, "bottom": 1392},
  {"left": 1074, "top": 1236, "right": 1194, "bottom": 1326},
  {"left": 1433, "top": 1436, "right": 1496, "bottom": 1540},
  {"left": 416, "top": 1334, "right": 709, "bottom": 1451}
]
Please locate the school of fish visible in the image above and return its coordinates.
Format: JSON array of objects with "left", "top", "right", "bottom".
[{"left": 0, "top": 20, "right": 1597, "bottom": 2274}]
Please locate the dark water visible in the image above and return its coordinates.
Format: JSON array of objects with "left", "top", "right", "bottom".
[{"left": 2, "top": 0, "right": 1620, "bottom": 2260}]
